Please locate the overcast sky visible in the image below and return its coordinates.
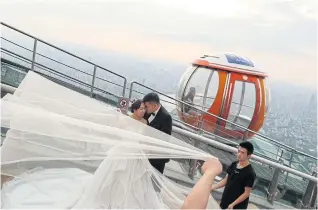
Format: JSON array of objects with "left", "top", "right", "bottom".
[{"left": 1, "top": 0, "right": 317, "bottom": 88}]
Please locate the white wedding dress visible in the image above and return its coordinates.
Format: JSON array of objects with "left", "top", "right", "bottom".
[
  {"left": 2, "top": 147, "right": 174, "bottom": 209},
  {"left": 1, "top": 72, "right": 219, "bottom": 209}
]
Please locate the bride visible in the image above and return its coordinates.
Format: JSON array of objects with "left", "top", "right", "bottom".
[
  {"left": 1, "top": 71, "right": 220, "bottom": 209},
  {"left": 130, "top": 99, "right": 148, "bottom": 125}
]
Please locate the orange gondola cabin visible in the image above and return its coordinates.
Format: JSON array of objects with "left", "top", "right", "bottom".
[{"left": 176, "top": 53, "right": 270, "bottom": 140}]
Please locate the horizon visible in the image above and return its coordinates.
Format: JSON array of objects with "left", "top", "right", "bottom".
[{"left": 1, "top": 29, "right": 317, "bottom": 93}]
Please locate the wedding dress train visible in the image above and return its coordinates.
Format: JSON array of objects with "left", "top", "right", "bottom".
[
  {"left": 2, "top": 146, "right": 185, "bottom": 209},
  {"left": 1, "top": 71, "right": 219, "bottom": 209}
]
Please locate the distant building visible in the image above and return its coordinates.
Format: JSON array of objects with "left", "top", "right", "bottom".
[{"left": 308, "top": 93, "right": 317, "bottom": 114}]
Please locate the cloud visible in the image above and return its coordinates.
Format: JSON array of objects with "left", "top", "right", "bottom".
[
  {"left": 1, "top": 0, "right": 317, "bottom": 88},
  {"left": 152, "top": 0, "right": 248, "bottom": 19}
]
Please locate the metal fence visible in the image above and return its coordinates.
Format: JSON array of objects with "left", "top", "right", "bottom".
[
  {"left": 1, "top": 22, "right": 127, "bottom": 99},
  {"left": 128, "top": 82, "right": 317, "bottom": 170},
  {"left": 172, "top": 126, "right": 317, "bottom": 208}
]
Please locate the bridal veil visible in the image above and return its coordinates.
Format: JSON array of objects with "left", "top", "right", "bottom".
[{"left": 1, "top": 71, "right": 219, "bottom": 209}]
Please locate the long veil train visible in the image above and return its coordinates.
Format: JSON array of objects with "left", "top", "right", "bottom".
[{"left": 1, "top": 71, "right": 219, "bottom": 209}]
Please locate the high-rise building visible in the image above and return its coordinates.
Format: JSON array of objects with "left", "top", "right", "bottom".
[{"left": 306, "top": 93, "right": 317, "bottom": 117}]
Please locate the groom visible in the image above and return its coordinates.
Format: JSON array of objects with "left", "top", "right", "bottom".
[{"left": 143, "top": 92, "right": 172, "bottom": 174}]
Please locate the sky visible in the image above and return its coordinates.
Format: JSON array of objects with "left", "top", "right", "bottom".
[{"left": 1, "top": 0, "right": 317, "bottom": 88}]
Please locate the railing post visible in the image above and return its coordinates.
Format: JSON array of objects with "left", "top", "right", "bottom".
[
  {"left": 283, "top": 150, "right": 293, "bottom": 184},
  {"left": 267, "top": 158, "right": 283, "bottom": 204},
  {"left": 188, "top": 138, "right": 200, "bottom": 180},
  {"left": 122, "top": 79, "right": 127, "bottom": 97},
  {"left": 128, "top": 82, "right": 134, "bottom": 99},
  {"left": 310, "top": 184, "right": 317, "bottom": 208},
  {"left": 189, "top": 109, "right": 203, "bottom": 179},
  {"left": 289, "top": 152, "right": 294, "bottom": 166},
  {"left": 276, "top": 147, "right": 282, "bottom": 161},
  {"left": 198, "top": 111, "right": 204, "bottom": 134},
  {"left": 242, "top": 129, "right": 249, "bottom": 141},
  {"left": 90, "top": 65, "right": 97, "bottom": 98},
  {"left": 31, "top": 39, "right": 37, "bottom": 70},
  {"left": 301, "top": 171, "right": 317, "bottom": 209}
]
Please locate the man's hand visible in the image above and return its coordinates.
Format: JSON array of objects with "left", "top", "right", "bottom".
[
  {"left": 201, "top": 158, "right": 222, "bottom": 176},
  {"left": 211, "top": 185, "right": 216, "bottom": 191},
  {"left": 227, "top": 203, "right": 234, "bottom": 210}
]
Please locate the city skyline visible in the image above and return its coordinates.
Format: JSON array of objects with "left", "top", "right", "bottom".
[{"left": 1, "top": 0, "right": 317, "bottom": 88}]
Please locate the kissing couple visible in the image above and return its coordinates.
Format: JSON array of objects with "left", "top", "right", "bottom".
[{"left": 130, "top": 92, "right": 172, "bottom": 174}]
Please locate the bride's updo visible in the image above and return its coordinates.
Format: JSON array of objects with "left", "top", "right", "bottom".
[{"left": 130, "top": 99, "right": 143, "bottom": 113}]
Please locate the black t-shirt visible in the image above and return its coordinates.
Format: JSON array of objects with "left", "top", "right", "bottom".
[{"left": 220, "top": 161, "right": 256, "bottom": 209}]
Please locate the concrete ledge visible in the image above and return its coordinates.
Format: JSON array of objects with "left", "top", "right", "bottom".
[{"left": 1, "top": 83, "right": 16, "bottom": 96}]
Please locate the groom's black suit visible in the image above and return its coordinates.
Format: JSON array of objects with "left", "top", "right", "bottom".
[{"left": 144, "top": 105, "right": 172, "bottom": 174}]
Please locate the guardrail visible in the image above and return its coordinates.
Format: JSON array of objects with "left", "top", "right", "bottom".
[
  {"left": 2, "top": 78, "right": 316, "bottom": 208},
  {"left": 172, "top": 126, "right": 317, "bottom": 208},
  {"left": 3, "top": 52, "right": 315, "bottom": 176},
  {"left": 1, "top": 49, "right": 121, "bottom": 98},
  {"left": 128, "top": 81, "right": 318, "bottom": 176},
  {"left": 1, "top": 22, "right": 127, "bottom": 97},
  {"left": 173, "top": 126, "right": 318, "bottom": 182},
  {"left": 129, "top": 82, "right": 317, "bottom": 158},
  {"left": 128, "top": 83, "right": 317, "bottom": 207}
]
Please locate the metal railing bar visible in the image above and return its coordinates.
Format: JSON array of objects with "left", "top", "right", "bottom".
[
  {"left": 201, "top": 131, "right": 240, "bottom": 146},
  {"left": 2, "top": 49, "right": 126, "bottom": 90},
  {"left": 1, "top": 62, "right": 119, "bottom": 101},
  {"left": 1, "top": 48, "right": 35, "bottom": 67},
  {"left": 0, "top": 57, "right": 30, "bottom": 70},
  {"left": 33, "top": 65, "right": 121, "bottom": 99},
  {"left": 174, "top": 116, "right": 236, "bottom": 141},
  {"left": 35, "top": 52, "right": 93, "bottom": 76},
  {"left": 1, "top": 48, "right": 87, "bottom": 87},
  {"left": 128, "top": 87, "right": 178, "bottom": 106},
  {"left": 37, "top": 70, "right": 120, "bottom": 99},
  {"left": 173, "top": 118, "right": 200, "bottom": 132},
  {"left": 197, "top": 120, "right": 240, "bottom": 140},
  {"left": 172, "top": 126, "right": 318, "bottom": 183},
  {"left": 36, "top": 71, "right": 120, "bottom": 100},
  {"left": 1, "top": 48, "right": 120, "bottom": 98},
  {"left": 173, "top": 117, "right": 239, "bottom": 146},
  {"left": 200, "top": 117, "right": 316, "bottom": 164},
  {"left": 174, "top": 115, "right": 315, "bottom": 173},
  {"left": 0, "top": 22, "right": 126, "bottom": 80},
  {"left": 1, "top": 52, "right": 124, "bottom": 102},
  {"left": 130, "top": 81, "right": 317, "bottom": 160},
  {"left": 196, "top": 120, "right": 308, "bottom": 165},
  {"left": 35, "top": 52, "right": 125, "bottom": 89},
  {"left": 1, "top": 37, "right": 33, "bottom": 52},
  {"left": 195, "top": 94, "right": 255, "bottom": 109},
  {"left": 94, "top": 75, "right": 125, "bottom": 89},
  {"left": 1, "top": 51, "right": 32, "bottom": 68}
]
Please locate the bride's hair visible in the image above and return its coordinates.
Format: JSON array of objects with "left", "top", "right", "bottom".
[{"left": 130, "top": 99, "right": 143, "bottom": 113}]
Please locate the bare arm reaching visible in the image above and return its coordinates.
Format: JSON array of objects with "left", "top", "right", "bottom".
[{"left": 181, "top": 158, "right": 222, "bottom": 209}]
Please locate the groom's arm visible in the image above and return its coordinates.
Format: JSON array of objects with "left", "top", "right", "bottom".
[{"left": 162, "top": 115, "right": 172, "bottom": 135}]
